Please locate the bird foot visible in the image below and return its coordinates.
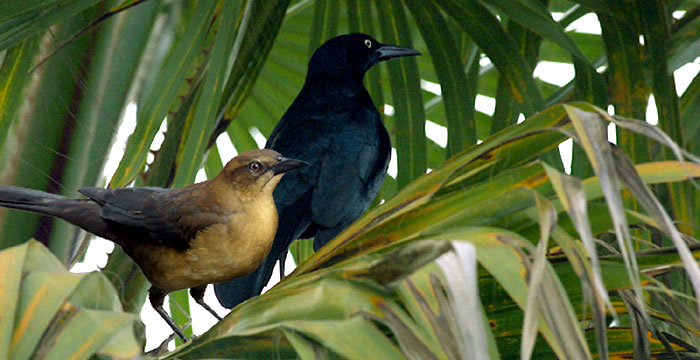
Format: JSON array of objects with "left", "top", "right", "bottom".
[{"left": 146, "top": 333, "right": 176, "bottom": 356}]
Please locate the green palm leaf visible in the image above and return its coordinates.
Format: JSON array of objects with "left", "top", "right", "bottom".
[{"left": 0, "top": 1, "right": 699, "bottom": 358}]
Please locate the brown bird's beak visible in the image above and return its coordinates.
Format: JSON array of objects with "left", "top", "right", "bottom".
[
  {"left": 271, "top": 157, "right": 309, "bottom": 175},
  {"left": 376, "top": 44, "right": 421, "bottom": 61}
]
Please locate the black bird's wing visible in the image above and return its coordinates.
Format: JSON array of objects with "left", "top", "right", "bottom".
[
  {"left": 268, "top": 102, "right": 390, "bottom": 245},
  {"left": 79, "top": 186, "right": 224, "bottom": 251},
  {"left": 214, "top": 99, "right": 390, "bottom": 308},
  {"left": 309, "top": 138, "right": 385, "bottom": 245}
]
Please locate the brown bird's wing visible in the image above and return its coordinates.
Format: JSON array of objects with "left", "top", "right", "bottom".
[{"left": 79, "top": 186, "right": 226, "bottom": 251}]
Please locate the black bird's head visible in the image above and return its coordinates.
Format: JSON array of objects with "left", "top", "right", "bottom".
[
  {"left": 307, "top": 33, "right": 421, "bottom": 83},
  {"left": 217, "top": 149, "right": 308, "bottom": 201}
]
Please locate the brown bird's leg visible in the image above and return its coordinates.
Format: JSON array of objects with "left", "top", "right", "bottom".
[
  {"left": 190, "top": 285, "right": 222, "bottom": 321},
  {"left": 149, "top": 287, "right": 188, "bottom": 341}
]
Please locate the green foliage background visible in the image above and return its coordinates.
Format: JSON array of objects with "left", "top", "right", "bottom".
[{"left": 1, "top": 0, "right": 700, "bottom": 359}]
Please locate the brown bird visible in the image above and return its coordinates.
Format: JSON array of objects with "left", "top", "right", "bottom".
[{"left": 0, "top": 149, "right": 307, "bottom": 341}]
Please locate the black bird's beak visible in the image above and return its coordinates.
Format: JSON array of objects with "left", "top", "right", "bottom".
[
  {"left": 376, "top": 44, "right": 422, "bottom": 61},
  {"left": 271, "top": 157, "right": 309, "bottom": 175}
]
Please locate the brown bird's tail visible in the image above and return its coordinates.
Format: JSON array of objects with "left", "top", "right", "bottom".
[
  {"left": 0, "top": 185, "right": 113, "bottom": 242},
  {"left": 0, "top": 185, "right": 67, "bottom": 215}
]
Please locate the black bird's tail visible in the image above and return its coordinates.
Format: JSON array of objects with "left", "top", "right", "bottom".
[
  {"left": 213, "top": 221, "right": 299, "bottom": 307},
  {"left": 0, "top": 185, "right": 67, "bottom": 215},
  {"left": 214, "top": 196, "right": 313, "bottom": 308}
]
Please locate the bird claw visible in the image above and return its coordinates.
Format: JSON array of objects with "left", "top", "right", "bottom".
[{"left": 146, "top": 333, "right": 176, "bottom": 356}]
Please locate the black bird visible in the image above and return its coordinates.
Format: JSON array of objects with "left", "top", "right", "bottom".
[
  {"left": 0, "top": 150, "right": 307, "bottom": 341},
  {"left": 214, "top": 33, "right": 421, "bottom": 308}
]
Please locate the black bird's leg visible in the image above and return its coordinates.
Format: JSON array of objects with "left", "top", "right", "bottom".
[
  {"left": 190, "top": 285, "right": 222, "bottom": 321},
  {"left": 278, "top": 256, "right": 286, "bottom": 280},
  {"left": 149, "top": 287, "right": 188, "bottom": 341}
]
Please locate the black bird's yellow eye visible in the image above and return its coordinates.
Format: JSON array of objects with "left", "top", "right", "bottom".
[
  {"left": 364, "top": 39, "right": 372, "bottom": 48},
  {"left": 248, "top": 161, "right": 261, "bottom": 171}
]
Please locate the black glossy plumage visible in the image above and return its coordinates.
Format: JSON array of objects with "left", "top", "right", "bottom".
[{"left": 214, "top": 33, "right": 420, "bottom": 308}]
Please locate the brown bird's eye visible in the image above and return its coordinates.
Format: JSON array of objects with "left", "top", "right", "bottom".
[
  {"left": 248, "top": 161, "right": 261, "bottom": 171},
  {"left": 364, "top": 39, "right": 372, "bottom": 48}
]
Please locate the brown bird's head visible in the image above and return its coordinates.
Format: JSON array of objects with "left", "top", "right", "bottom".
[{"left": 216, "top": 149, "right": 308, "bottom": 201}]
